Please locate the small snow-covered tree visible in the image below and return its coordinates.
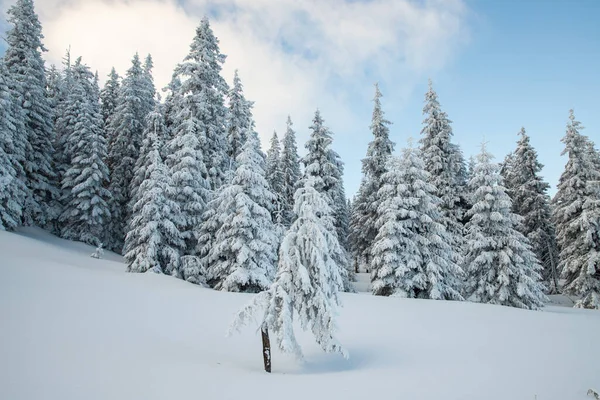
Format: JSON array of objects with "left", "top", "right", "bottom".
[
  {"left": 226, "top": 70, "right": 253, "bottom": 161},
  {"left": 279, "top": 116, "right": 301, "bottom": 226},
  {"left": 207, "top": 134, "right": 278, "bottom": 292},
  {"left": 371, "top": 145, "right": 463, "bottom": 299},
  {"left": 464, "top": 143, "right": 546, "bottom": 310},
  {"left": 419, "top": 80, "right": 464, "bottom": 262},
  {"left": 124, "top": 132, "right": 184, "bottom": 275},
  {"left": 350, "top": 83, "right": 395, "bottom": 273},
  {"left": 552, "top": 111, "right": 600, "bottom": 309},
  {"left": 59, "top": 59, "right": 111, "bottom": 246},
  {"left": 229, "top": 178, "right": 347, "bottom": 368},
  {"left": 173, "top": 17, "right": 230, "bottom": 190},
  {"left": 4, "top": 0, "right": 58, "bottom": 227},
  {"left": 503, "top": 128, "right": 560, "bottom": 293},
  {"left": 0, "top": 60, "right": 27, "bottom": 231}
]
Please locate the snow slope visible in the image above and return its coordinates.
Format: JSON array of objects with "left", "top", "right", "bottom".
[{"left": 1, "top": 228, "right": 598, "bottom": 400}]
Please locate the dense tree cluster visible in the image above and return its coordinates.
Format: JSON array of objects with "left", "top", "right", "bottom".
[{"left": 1, "top": 0, "right": 599, "bottom": 373}]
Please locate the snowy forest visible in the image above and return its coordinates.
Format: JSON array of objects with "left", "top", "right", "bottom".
[{"left": 1, "top": 0, "right": 599, "bottom": 357}]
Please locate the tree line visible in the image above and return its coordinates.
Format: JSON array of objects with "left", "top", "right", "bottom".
[{"left": 1, "top": 0, "right": 599, "bottom": 314}]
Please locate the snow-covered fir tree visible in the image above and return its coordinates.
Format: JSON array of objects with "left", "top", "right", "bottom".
[
  {"left": 503, "top": 128, "right": 560, "bottom": 293},
  {"left": 464, "top": 143, "right": 546, "bottom": 310},
  {"left": 172, "top": 18, "right": 230, "bottom": 191},
  {"left": 162, "top": 74, "right": 182, "bottom": 138},
  {"left": 4, "top": 0, "right": 58, "bottom": 227},
  {"left": 350, "top": 83, "right": 395, "bottom": 273},
  {"left": 106, "top": 53, "right": 155, "bottom": 253},
  {"left": 129, "top": 104, "right": 167, "bottom": 216},
  {"left": 58, "top": 58, "right": 111, "bottom": 246},
  {"left": 301, "top": 109, "right": 352, "bottom": 290},
  {"left": 266, "top": 130, "right": 284, "bottom": 221},
  {"left": 164, "top": 103, "right": 211, "bottom": 258},
  {"left": 371, "top": 144, "right": 463, "bottom": 299},
  {"left": 142, "top": 54, "right": 157, "bottom": 116},
  {"left": 552, "top": 111, "right": 600, "bottom": 309},
  {"left": 229, "top": 178, "right": 347, "bottom": 360},
  {"left": 226, "top": 70, "right": 253, "bottom": 161},
  {"left": 124, "top": 129, "right": 184, "bottom": 275},
  {"left": 279, "top": 116, "right": 301, "bottom": 227},
  {"left": 206, "top": 133, "right": 278, "bottom": 292},
  {"left": 419, "top": 80, "right": 465, "bottom": 262},
  {"left": 0, "top": 60, "right": 27, "bottom": 231},
  {"left": 100, "top": 67, "right": 120, "bottom": 156}
]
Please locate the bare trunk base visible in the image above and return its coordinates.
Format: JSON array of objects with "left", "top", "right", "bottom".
[{"left": 261, "top": 325, "right": 271, "bottom": 373}]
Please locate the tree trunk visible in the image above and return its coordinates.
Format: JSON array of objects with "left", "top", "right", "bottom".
[
  {"left": 547, "top": 241, "right": 560, "bottom": 294},
  {"left": 261, "top": 324, "right": 272, "bottom": 373}
]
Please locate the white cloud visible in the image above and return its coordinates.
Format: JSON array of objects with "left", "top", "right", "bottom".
[{"left": 2, "top": 0, "right": 470, "bottom": 191}]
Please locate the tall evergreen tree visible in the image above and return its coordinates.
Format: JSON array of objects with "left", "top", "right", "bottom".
[
  {"left": 207, "top": 134, "right": 278, "bottom": 292},
  {"left": 552, "top": 111, "right": 600, "bottom": 309},
  {"left": 124, "top": 130, "right": 184, "bottom": 275},
  {"left": 266, "top": 130, "right": 284, "bottom": 221},
  {"left": 4, "top": 0, "right": 58, "bottom": 227},
  {"left": 58, "top": 59, "right": 111, "bottom": 246},
  {"left": 172, "top": 17, "right": 229, "bottom": 190},
  {"left": 162, "top": 74, "right": 182, "bottom": 138},
  {"left": 226, "top": 70, "right": 253, "bottom": 162},
  {"left": 350, "top": 84, "right": 395, "bottom": 273},
  {"left": 464, "top": 144, "right": 546, "bottom": 310},
  {"left": 419, "top": 80, "right": 464, "bottom": 262},
  {"left": 165, "top": 103, "right": 211, "bottom": 258},
  {"left": 371, "top": 145, "right": 463, "bottom": 299},
  {"left": 279, "top": 116, "right": 301, "bottom": 226},
  {"left": 142, "top": 54, "right": 157, "bottom": 116},
  {"left": 0, "top": 60, "right": 27, "bottom": 231},
  {"left": 100, "top": 67, "right": 120, "bottom": 154},
  {"left": 230, "top": 178, "right": 347, "bottom": 362},
  {"left": 503, "top": 128, "right": 560, "bottom": 293},
  {"left": 106, "top": 53, "right": 154, "bottom": 253},
  {"left": 301, "top": 110, "right": 351, "bottom": 290}
]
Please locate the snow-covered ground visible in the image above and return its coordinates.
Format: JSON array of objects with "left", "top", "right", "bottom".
[{"left": 1, "top": 228, "right": 598, "bottom": 400}]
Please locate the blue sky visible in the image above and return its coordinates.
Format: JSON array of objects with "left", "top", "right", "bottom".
[
  {"left": 1, "top": 0, "right": 598, "bottom": 197},
  {"left": 336, "top": 0, "right": 600, "bottom": 197}
]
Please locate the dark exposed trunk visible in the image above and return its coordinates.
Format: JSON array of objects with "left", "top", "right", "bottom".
[{"left": 261, "top": 324, "right": 271, "bottom": 373}]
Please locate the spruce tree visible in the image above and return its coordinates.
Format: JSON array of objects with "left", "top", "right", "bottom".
[
  {"left": 503, "top": 128, "right": 560, "bottom": 293},
  {"left": 165, "top": 103, "right": 211, "bottom": 258},
  {"left": 226, "top": 70, "right": 253, "bottom": 161},
  {"left": 207, "top": 134, "right": 278, "bottom": 292},
  {"left": 419, "top": 80, "right": 464, "bottom": 262},
  {"left": 124, "top": 130, "right": 184, "bottom": 275},
  {"left": 142, "top": 54, "right": 157, "bottom": 116},
  {"left": 349, "top": 83, "right": 395, "bottom": 273},
  {"left": 279, "top": 116, "right": 301, "bottom": 226},
  {"left": 266, "top": 130, "right": 284, "bottom": 221},
  {"left": 58, "top": 59, "right": 111, "bottom": 246},
  {"left": 229, "top": 178, "right": 347, "bottom": 362},
  {"left": 0, "top": 60, "right": 27, "bottom": 231},
  {"left": 4, "top": 0, "right": 58, "bottom": 227},
  {"left": 464, "top": 144, "right": 546, "bottom": 310},
  {"left": 301, "top": 110, "right": 351, "bottom": 290},
  {"left": 129, "top": 104, "right": 167, "bottom": 216},
  {"left": 552, "top": 111, "right": 600, "bottom": 309},
  {"left": 371, "top": 145, "right": 463, "bottom": 299},
  {"left": 106, "top": 53, "right": 154, "bottom": 253},
  {"left": 100, "top": 67, "right": 120, "bottom": 154},
  {"left": 173, "top": 17, "right": 230, "bottom": 190}
]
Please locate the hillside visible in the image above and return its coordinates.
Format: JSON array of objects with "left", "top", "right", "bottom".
[{"left": 1, "top": 228, "right": 598, "bottom": 400}]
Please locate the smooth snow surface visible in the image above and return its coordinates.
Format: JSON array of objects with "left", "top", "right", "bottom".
[{"left": 1, "top": 228, "right": 598, "bottom": 400}]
